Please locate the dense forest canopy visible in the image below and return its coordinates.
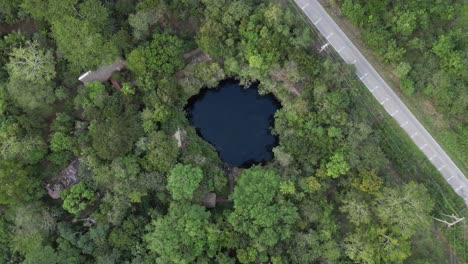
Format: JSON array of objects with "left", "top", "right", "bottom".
[{"left": 0, "top": 0, "right": 466, "bottom": 263}]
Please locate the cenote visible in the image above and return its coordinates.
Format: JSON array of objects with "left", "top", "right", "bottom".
[{"left": 186, "top": 80, "right": 280, "bottom": 167}]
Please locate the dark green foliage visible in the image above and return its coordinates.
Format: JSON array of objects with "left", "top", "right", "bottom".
[
  {"left": 0, "top": 161, "right": 40, "bottom": 205},
  {"left": 127, "top": 32, "right": 184, "bottom": 78}
]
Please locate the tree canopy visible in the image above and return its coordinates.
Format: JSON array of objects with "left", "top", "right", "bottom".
[{"left": 0, "top": 0, "right": 462, "bottom": 263}]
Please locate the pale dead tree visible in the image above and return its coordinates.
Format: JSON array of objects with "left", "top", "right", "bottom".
[
  {"left": 73, "top": 216, "right": 96, "bottom": 227},
  {"left": 432, "top": 213, "right": 465, "bottom": 228}
]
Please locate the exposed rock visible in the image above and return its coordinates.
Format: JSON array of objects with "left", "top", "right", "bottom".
[
  {"left": 173, "top": 128, "right": 187, "bottom": 148},
  {"left": 202, "top": 193, "right": 217, "bottom": 208},
  {"left": 47, "top": 159, "right": 80, "bottom": 199},
  {"left": 202, "top": 193, "right": 232, "bottom": 208}
]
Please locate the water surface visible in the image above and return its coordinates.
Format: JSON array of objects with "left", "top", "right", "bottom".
[{"left": 186, "top": 80, "right": 280, "bottom": 167}]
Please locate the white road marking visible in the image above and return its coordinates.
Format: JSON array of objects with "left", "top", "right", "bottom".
[
  {"left": 419, "top": 143, "right": 427, "bottom": 150},
  {"left": 447, "top": 176, "right": 454, "bottom": 181},
  {"left": 438, "top": 165, "right": 446, "bottom": 171},
  {"left": 455, "top": 186, "right": 463, "bottom": 192},
  {"left": 352, "top": 59, "right": 357, "bottom": 64},
  {"left": 410, "top": 132, "right": 418, "bottom": 138},
  {"left": 313, "top": 17, "right": 322, "bottom": 25},
  {"left": 429, "top": 154, "right": 437, "bottom": 161},
  {"left": 380, "top": 98, "right": 389, "bottom": 105},
  {"left": 301, "top": 3, "right": 309, "bottom": 9},
  {"left": 359, "top": 73, "right": 368, "bottom": 80},
  {"left": 326, "top": 33, "right": 334, "bottom": 39},
  {"left": 337, "top": 47, "right": 345, "bottom": 53},
  {"left": 390, "top": 110, "right": 399, "bottom": 117},
  {"left": 400, "top": 121, "right": 409, "bottom": 128}
]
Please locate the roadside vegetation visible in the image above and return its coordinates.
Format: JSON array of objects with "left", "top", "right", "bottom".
[
  {"left": 0, "top": 0, "right": 465, "bottom": 263},
  {"left": 327, "top": 0, "right": 467, "bottom": 175}
]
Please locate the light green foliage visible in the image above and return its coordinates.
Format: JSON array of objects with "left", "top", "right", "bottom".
[
  {"left": 6, "top": 41, "right": 55, "bottom": 83},
  {"left": 375, "top": 182, "right": 433, "bottom": 239},
  {"left": 5, "top": 40, "right": 56, "bottom": 114},
  {"left": 0, "top": 119, "right": 47, "bottom": 164},
  {"left": 85, "top": 81, "right": 106, "bottom": 102},
  {"left": 0, "top": 161, "right": 39, "bottom": 205},
  {"left": 299, "top": 176, "right": 321, "bottom": 193},
  {"left": 126, "top": 48, "right": 146, "bottom": 77},
  {"left": 340, "top": 193, "right": 371, "bottom": 226},
  {"left": 393, "top": 12, "right": 417, "bottom": 36},
  {"left": 344, "top": 232, "right": 377, "bottom": 264},
  {"left": 145, "top": 203, "right": 218, "bottom": 263},
  {"left": 120, "top": 82, "right": 135, "bottom": 95},
  {"left": 351, "top": 169, "right": 382, "bottom": 194},
  {"left": 5, "top": 78, "right": 56, "bottom": 114},
  {"left": 61, "top": 182, "right": 94, "bottom": 215},
  {"left": 167, "top": 164, "right": 204, "bottom": 200},
  {"left": 326, "top": 152, "right": 350, "bottom": 178},
  {"left": 279, "top": 180, "right": 296, "bottom": 195},
  {"left": 400, "top": 77, "right": 415, "bottom": 96},
  {"left": 394, "top": 62, "right": 411, "bottom": 78},
  {"left": 229, "top": 167, "right": 298, "bottom": 250},
  {"left": 50, "top": 132, "right": 74, "bottom": 152}
]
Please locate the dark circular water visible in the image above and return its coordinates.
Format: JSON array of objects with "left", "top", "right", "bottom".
[{"left": 186, "top": 80, "right": 280, "bottom": 167}]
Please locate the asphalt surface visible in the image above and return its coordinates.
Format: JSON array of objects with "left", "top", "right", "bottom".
[{"left": 295, "top": 0, "right": 468, "bottom": 206}]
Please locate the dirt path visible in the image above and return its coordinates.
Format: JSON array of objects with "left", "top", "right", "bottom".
[{"left": 0, "top": 19, "right": 38, "bottom": 34}]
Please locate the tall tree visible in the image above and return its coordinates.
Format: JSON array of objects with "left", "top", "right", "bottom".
[
  {"left": 6, "top": 41, "right": 55, "bottom": 83},
  {"left": 374, "top": 182, "right": 434, "bottom": 239},
  {"left": 167, "top": 164, "right": 204, "bottom": 201},
  {"left": 145, "top": 203, "right": 219, "bottom": 263},
  {"left": 228, "top": 167, "right": 298, "bottom": 250},
  {"left": 0, "top": 161, "right": 40, "bottom": 205}
]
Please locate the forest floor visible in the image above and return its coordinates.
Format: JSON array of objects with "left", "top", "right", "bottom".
[
  {"left": 0, "top": 19, "right": 37, "bottom": 34},
  {"left": 318, "top": 0, "right": 467, "bottom": 176}
]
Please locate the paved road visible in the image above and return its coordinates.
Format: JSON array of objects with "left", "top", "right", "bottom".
[{"left": 295, "top": 0, "right": 468, "bottom": 206}]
